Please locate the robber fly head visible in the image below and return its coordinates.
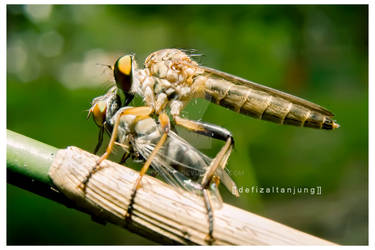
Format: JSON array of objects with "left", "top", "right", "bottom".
[{"left": 114, "top": 54, "right": 135, "bottom": 105}]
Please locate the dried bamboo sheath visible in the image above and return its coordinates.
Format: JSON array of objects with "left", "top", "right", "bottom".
[{"left": 49, "top": 146, "right": 336, "bottom": 245}]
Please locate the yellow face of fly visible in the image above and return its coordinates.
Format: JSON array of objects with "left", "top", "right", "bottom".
[
  {"left": 117, "top": 55, "right": 132, "bottom": 76},
  {"left": 89, "top": 101, "right": 107, "bottom": 127}
]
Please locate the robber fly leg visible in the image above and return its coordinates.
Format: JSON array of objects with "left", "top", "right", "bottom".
[
  {"left": 174, "top": 116, "right": 234, "bottom": 146},
  {"left": 80, "top": 106, "right": 154, "bottom": 193},
  {"left": 174, "top": 116, "right": 234, "bottom": 187},
  {"left": 79, "top": 116, "right": 122, "bottom": 192},
  {"left": 93, "top": 126, "right": 104, "bottom": 155},
  {"left": 173, "top": 116, "right": 235, "bottom": 242},
  {"left": 135, "top": 112, "right": 169, "bottom": 190},
  {"left": 201, "top": 137, "right": 232, "bottom": 189},
  {"left": 202, "top": 189, "right": 215, "bottom": 244},
  {"left": 125, "top": 112, "right": 170, "bottom": 219}
]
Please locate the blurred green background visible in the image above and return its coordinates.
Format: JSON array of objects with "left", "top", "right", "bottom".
[{"left": 7, "top": 5, "right": 368, "bottom": 245}]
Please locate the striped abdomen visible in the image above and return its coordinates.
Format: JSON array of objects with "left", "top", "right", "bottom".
[{"left": 201, "top": 77, "right": 338, "bottom": 130}]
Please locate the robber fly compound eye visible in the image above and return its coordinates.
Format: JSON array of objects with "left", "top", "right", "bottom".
[{"left": 114, "top": 55, "right": 133, "bottom": 93}]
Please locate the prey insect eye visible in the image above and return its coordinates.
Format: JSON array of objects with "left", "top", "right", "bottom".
[
  {"left": 114, "top": 55, "right": 133, "bottom": 93},
  {"left": 89, "top": 101, "right": 107, "bottom": 127}
]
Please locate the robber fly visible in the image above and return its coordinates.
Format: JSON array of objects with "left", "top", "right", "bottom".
[
  {"left": 86, "top": 86, "right": 239, "bottom": 243},
  {"left": 111, "top": 49, "right": 339, "bottom": 148}
]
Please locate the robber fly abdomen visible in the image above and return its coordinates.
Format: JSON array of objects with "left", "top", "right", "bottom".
[{"left": 199, "top": 75, "right": 337, "bottom": 130}]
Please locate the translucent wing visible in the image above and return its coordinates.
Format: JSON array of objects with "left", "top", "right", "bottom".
[
  {"left": 153, "top": 130, "right": 238, "bottom": 198},
  {"left": 134, "top": 131, "right": 207, "bottom": 190},
  {"left": 132, "top": 130, "right": 226, "bottom": 207}
]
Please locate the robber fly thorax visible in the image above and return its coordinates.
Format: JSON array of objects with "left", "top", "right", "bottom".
[
  {"left": 88, "top": 87, "right": 238, "bottom": 243},
  {"left": 114, "top": 48, "right": 339, "bottom": 130}
]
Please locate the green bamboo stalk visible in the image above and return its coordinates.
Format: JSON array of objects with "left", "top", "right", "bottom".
[
  {"left": 6, "top": 129, "right": 86, "bottom": 215},
  {"left": 7, "top": 129, "right": 58, "bottom": 186}
]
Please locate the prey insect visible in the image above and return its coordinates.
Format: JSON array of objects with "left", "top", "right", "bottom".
[
  {"left": 86, "top": 87, "right": 239, "bottom": 243},
  {"left": 112, "top": 48, "right": 339, "bottom": 141}
]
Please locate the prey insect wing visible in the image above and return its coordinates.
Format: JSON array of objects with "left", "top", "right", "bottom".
[
  {"left": 164, "top": 131, "right": 238, "bottom": 197},
  {"left": 131, "top": 127, "right": 232, "bottom": 208}
]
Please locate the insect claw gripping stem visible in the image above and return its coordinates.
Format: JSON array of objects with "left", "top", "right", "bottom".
[
  {"left": 124, "top": 186, "right": 138, "bottom": 223},
  {"left": 205, "top": 234, "right": 215, "bottom": 245},
  {"left": 80, "top": 149, "right": 111, "bottom": 193},
  {"left": 79, "top": 161, "right": 104, "bottom": 194}
]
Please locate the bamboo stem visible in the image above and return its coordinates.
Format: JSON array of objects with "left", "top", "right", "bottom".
[
  {"left": 6, "top": 130, "right": 337, "bottom": 245},
  {"left": 7, "top": 129, "right": 57, "bottom": 185},
  {"left": 49, "top": 146, "right": 337, "bottom": 245}
]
